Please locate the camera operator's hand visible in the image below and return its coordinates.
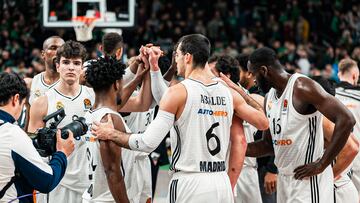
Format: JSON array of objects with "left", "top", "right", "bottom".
[{"left": 56, "top": 129, "right": 75, "bottom": 157}]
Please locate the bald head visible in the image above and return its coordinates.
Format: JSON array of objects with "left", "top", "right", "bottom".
[{"left": 43, "top": 36, "right": 64, "bottom": 50}]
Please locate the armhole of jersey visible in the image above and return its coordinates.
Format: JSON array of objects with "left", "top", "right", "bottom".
[
  {"left": 264, "top": 93, "right": 269, "bottom": 115},
  {"left": 45, "top": 92, "right": 52, "bottom": 117},
  {"left": 175, "top": 81, "right": 191, "bottom": 126},
  {"left": 223, "top": 84, "right": 233, "bottom": 119},
  {"left": 288, "top": 74, "right": 319, "bottom": 119}
]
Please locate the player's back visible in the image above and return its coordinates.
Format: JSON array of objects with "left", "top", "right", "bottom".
[
  {"left": 170, "top": 78, "right": 233, "bottom": 174},
  {"left": 82, "top": 107, "right": 129, "bottom": 202},
  {"left": 335, "top": 83, "right": 360, "bottom": 149},
  {"left": 335, "top": 82, "right": 360, "bottom": 194}
]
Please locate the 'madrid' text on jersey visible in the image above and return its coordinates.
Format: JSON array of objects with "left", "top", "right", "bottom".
[{"left": 200, "top": 161, "right": 226, "bottom": 172}]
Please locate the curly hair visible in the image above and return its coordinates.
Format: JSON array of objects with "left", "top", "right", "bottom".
[
  {"left": 0, "top": 72, "right": 28, "bottom": 106},
  {"left": 85, "top": 57, "right": 126, "bottom": 91},
  {"left": 56, "top": 40, "right": 87, "bottom": 63},
  {"left": 215, "top": 55, "right": 240, "bottom": 83}
]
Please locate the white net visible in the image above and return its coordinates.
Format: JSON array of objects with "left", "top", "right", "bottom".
[{"left": 72, "top": 17, "right": 97, "bottom": 42}]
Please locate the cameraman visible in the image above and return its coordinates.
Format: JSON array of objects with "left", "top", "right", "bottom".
[{"left": 0, "top": 72, "right": 75, "bottom": 202}]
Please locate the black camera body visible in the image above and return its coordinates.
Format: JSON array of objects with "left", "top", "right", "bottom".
[{"left": 30, "top": 108, "right": 88, "bottom": 157}]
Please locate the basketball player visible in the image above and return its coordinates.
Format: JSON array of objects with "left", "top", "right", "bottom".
[
  {"left": 19, "top": 36, "right": 65, "bottom": 130},
  {"left": 238, "top": 53, "right": 277, "bottom": 203},
  {"left": 220, "top": 73, "right": 263, "bottom": 203},
  {"left": 91, "top": 34, "right": 269, "bottom": 202},
  {"left": 99, "top": 32, "right": 154, "bottom": 202},
  {"left": 334, "top": 58, "right": 360, "bottom": 201},
  {"left": 208, "top": 54, "right": 262, "bottom": 202},
  {"left": 245, "top": 47, "right": 355, "bottom": 203},
  {"left": 311, "top": 76, "right": 359, "bottom": 203},
  {"left": 28, "top": 36, "right": 65, "bottom": 105},
  {"left": 82, "top": 57, "right": 129, "bottom": 203},
  {"left": 209, "top": 54, "right": 240, "bottom": 84},
  {"left": 120, "top": 46, "right": 157, "bottom": 203},
  {"left": 28, "top": 40, "right": 94, "bottom": 203},
  {"left": 85, "top": 32, "right": 153, "bottom": 112}
]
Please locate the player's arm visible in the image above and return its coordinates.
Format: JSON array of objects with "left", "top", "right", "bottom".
[
  {"left": 99, "top": 114, "right": 129, "bottom": 203},
  {"left": 322, "top": 116, "right": 359, "bottom": 179},
  {"left": 228, "top": 116, "right": 247, "bottom": 190},
  {"left": 231, "top": 88, "right": 269, "bottom": 130},
  {"left": 245, "top": 95, "right": 274, "bottom": 157},
  {"left": 117, "top": 63, "right": 149, "bottom": 110},
  {"left": 293, "top": 77, "right": 356, "bottom": 179},
  {"left": 92, "top": 84, "right": 185, "bottom": 152},
  {"left": 28, "top": 95, "right": 48, "bottom": 133},
  {"left": 246, "top": 129, "right": 274, "bottom": 157},
  {"left": 24, "top": 77, "right": 32, "bottom": 90},
  {"left": 150, "top": 69, "right": 169, "bottom": 104},
  {"left": 119, "top": 49, "right": 154, "bottom": 113}
]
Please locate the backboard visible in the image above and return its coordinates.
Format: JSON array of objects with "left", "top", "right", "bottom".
[{"left": 42, "top": 0, "right": 135, "bottom": 28}]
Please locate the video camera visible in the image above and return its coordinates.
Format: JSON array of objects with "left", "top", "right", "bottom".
[{"left": 28, "top": 108, "right": 88, "bottom": 157}]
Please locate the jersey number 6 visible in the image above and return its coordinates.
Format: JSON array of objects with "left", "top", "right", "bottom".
[{"left": 206, "top": 122, "right": 221, "bottom": 156}]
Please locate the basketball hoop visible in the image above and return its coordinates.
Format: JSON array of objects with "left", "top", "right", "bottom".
[{"left": 72, "top": 16, "right": 98, "bottom": 42}]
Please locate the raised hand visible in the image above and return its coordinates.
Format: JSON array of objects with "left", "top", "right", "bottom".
[{"left": 148, "top": 46, "right": 162, "bottom": 70}]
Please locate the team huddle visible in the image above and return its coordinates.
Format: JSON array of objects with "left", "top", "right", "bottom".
[{"left": 0, "top": 32, "right": 360, "bottom": 203}]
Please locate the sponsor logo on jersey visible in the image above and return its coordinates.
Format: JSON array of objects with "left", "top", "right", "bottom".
[
  {"left": 197, "top": 108, "right": 228, "bottom": 117},
  {"left": 346, "top": 104, "right": 358, "bottom": 109},
  {"left": 272, "top": 139, "right": 292, "bottom": 146},
  {"left": 282, "top": 99, "right": 288, "bottom": 114},
  {"left": 34, "top": 89, "right": 41, "bottom": 97},
  {"left": 56, "top": 101, "right": 64, "bottom": 109},
  {"left": 84, "top": 98, "right": 92, "bottom": 109},
  {"left": 200, "top": 95, "right": 226, "bottom": 106},
  {"left": 85, "top": 136, "right": 96, "bottom": 142},
  {"left": 199, "top": 161, "right": 226, "bottom": 172}
]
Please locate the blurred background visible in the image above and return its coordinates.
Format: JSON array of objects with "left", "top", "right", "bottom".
[{"left": 1, "top": 0, "right": 360, "bottom": 82}]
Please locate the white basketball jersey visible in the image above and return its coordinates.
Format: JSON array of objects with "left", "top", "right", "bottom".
[
  {"left": 243, "top": 121, "right": 258, "bottom": 167},
  {"left": 266, "top": 73, "right": 324, "bottom": 175},
  {"left": 82, "top": 107, "right": 130, "bottom": 202},
  {"left": 170, "top": 78, "right": 233, "bottom": 173},
  {"left": 335, "top": 84, "right": 360, "bottom": 185},
  {"left": 45, "top": 84, "right": 95, "bottom": 193},
  {"left": 29, "top": 72, "right": 59, "bottom": 105},
  {"left": 123, "top": 108, "right": 155, "bottom": 134},
  {"left": 123, "top": 106, "right": 155, "bottom": 158}
]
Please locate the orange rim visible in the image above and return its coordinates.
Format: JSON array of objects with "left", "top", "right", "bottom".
[{"left": 71, "top": 16, "right": 98, "bottom": 25}]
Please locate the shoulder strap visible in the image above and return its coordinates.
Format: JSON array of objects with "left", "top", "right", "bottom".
[{"left": 0, "top": 175, "right": 16, "bottom": 199}]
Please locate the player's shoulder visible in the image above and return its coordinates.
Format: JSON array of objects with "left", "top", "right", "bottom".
[
  {"left": 32, "top": 94, "right": 49, "bottom": 107},
  {"left": 293, "top": 75, "right": 319, "bottom": 95},
  {"left": 167, "top": 82, "right": 187, "bottom": 95},
  {"left": 82, "top": 85, "right": 95, "bottom": 97}
]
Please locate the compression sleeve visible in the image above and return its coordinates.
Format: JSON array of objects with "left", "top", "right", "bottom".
[
  {"left": 150, "top": 70, "right": 169, "bottom": 104},
  {"left": 123, "top": 67, "right": 136, "bottom": 85},
  {"left": 128, "top": 110, "right": 174, "bottom": 153}
]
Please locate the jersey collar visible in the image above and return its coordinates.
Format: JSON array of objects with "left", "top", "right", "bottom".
[{"left": 0, "top": 109, "right": 16, "bottom": 124}]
